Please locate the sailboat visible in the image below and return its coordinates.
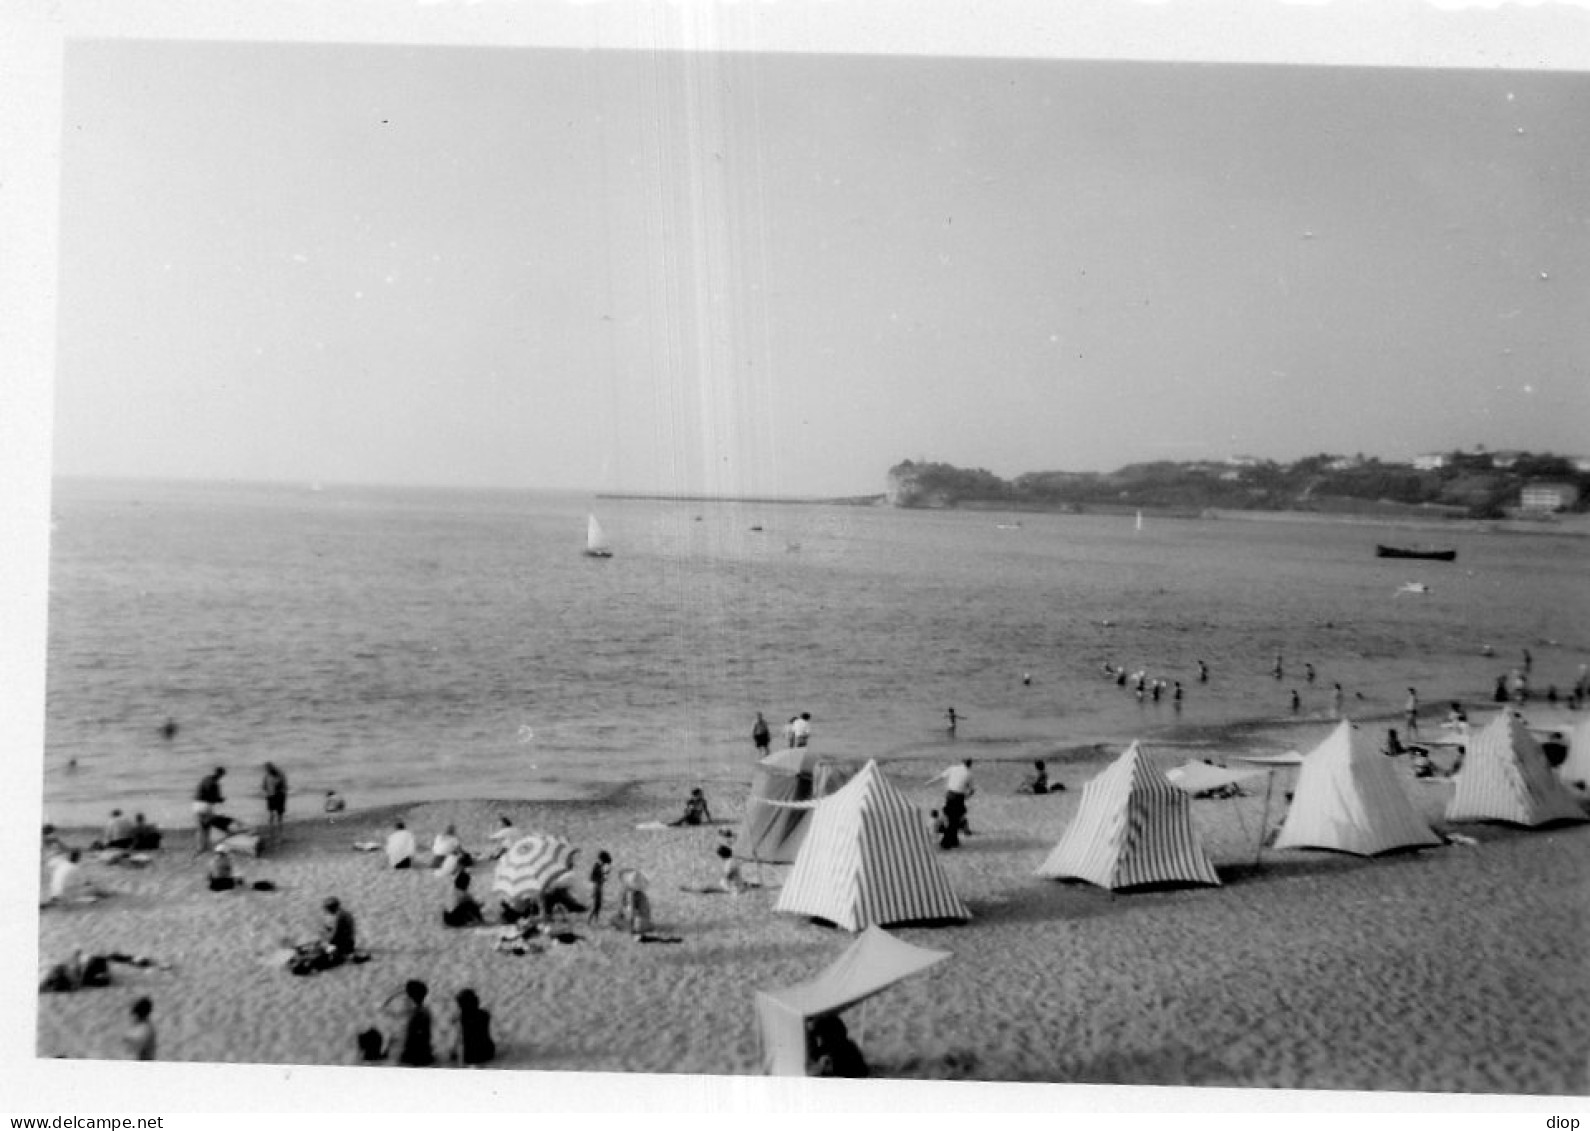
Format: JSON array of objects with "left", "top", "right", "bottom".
[
  {"left": 1135, "top": 510, "right": 1143, "bottom": 532},
  {"left": 584, "top": 513, "right": 613, "bottom": 558}
]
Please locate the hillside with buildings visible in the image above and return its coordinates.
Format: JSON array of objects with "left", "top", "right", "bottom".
[{"left": 885, "top": 448, "right": 1590, "bottom": 520}]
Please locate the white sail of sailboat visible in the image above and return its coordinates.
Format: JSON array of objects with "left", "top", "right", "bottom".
[
  {"left": 1135, "top": 510, "right": 1143, "bottom": 532},
  {"left": 585, "top": 513, "right": 613, "bottom": 558}
]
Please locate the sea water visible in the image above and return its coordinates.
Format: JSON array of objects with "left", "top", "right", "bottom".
[{"left": 39, "top": 477, "right": 1590, "bottom": 828}]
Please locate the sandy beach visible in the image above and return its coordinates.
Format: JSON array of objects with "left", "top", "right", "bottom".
[{"left": 33, "top": 724, "right": 1590, "bottom": 1097}]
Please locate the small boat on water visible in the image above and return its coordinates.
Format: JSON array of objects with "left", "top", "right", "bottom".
[
  {"left": 584, "top": 514, "right": 614, "bottom": 559},
  {"left": 1376, "top": 544, "right": 1456, "bottom": 562}
]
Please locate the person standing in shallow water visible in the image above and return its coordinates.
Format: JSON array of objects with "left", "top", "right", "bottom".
[
  {"left": 261, "top": 762, "right": 288, "bottom": 842},
  {"left": 1331, "top": 683, "right": 1344, "bottom": 718},
  {"left": 1404, "top": 688, "right": 1421, "bottom": 737},
  {"left": 751, "top": 712, "right": 770, "bottom": 756},
  {"left": 193, "top": 766, "right": 225, "bottom": 855}
]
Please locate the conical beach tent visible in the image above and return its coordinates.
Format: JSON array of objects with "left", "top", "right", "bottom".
[
  {"left": 1035, "top": 741, "right": 1220, "bottom": 890},
  {"left": 1556, "top": 718, "right": 1590, "bottom": 795},
  {"left": 776, "top": 760, "right": 970, "bottom": 931},
  {"left": 754, "top": 926, "right": 951, "bottom": 1075},
  {"left": 1273, "top": 720, "right": 1440, "bottom": 855},
  {"left": 738, "top": 747, "right": 841, "bottom": 864},
  {"left": 1447, "top": 712, "right": 1587, "bottom": 826}
]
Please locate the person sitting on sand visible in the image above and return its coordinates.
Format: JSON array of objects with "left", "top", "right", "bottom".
[
  {"left": 124, "top": 996, "right": 157, "bottom": 1061},
  {"left": 45, "top": 850, "right": 105, "bottom": 905},
  {"left": 808, "top": 1013, "right": 868, "bottom": 1078},
  {"left": 130, "top": 814, "right": 162, "bottom": 852},
  {"left": 487, "top": 816, "right": 518, "bottom": 860},
  {"left": 381, "top": 980, "right": 435, "bottom": 1068},
  {"left": 448, "top": 988, "right": 496, "bottom": 1067},
  {"left": 100, "top": 809, "right": 136, "bottom": 851},
  {"left": 617, "top": 869, "right": 653, "bottom": 934},
  {"left": 324, "top": 790, "right": 346, "bottom": 814},
  {"left": 321, "top": 896, "right": 357, "bottom": 960},
  {"left": 1019, "top": 760, "right": 1050, "bottom": 795},
  {"left": 206, "top": 844, "right": 239, "bottom": 892},
  {"left": 538, "top": 863, "right": 588, "bottom": 922},
  {"left": 385, "top": 820, "right": 416, "bottom": 869},
  {"left": 431, "top": 824, "right": 468, "bottom": 868},
  {"left": 588, "top": 850, "right": 613, "bottom": 925},
  {"left": 442, "top": 869, "right": 484, "bottom": 928},
  {"left": 668, "top": 788, "right": 713, "bottom": 827},
  {"left": 42, "top": 824, "right": 72, "bottom": 864}
]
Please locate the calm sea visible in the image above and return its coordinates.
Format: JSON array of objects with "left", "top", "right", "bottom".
[{"left": 41, "top": 478, "right": 1590, "bottom": 828}]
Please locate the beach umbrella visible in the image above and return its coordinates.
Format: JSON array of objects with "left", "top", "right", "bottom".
[{"left": 492, "top": 835, "right": 576, "bottom": 902}]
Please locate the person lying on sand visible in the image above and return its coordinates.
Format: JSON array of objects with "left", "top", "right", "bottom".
[
  {"left": 667, "top": 788, "right": 713, "bottom": 827},
  {"left": 39, "top": 949, "right": 170, "bottom": 993},
  {"left": 681, "top": 845, "right": 758, "bottom": 895}
]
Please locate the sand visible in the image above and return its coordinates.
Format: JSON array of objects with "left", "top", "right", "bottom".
[{"left": 32, "top": 736, "right": 1590, "bottom": 1096}]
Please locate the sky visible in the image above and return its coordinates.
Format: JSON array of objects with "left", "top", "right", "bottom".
[{"left": 48, "top": 29, "right": 1590, "bottom": 498}]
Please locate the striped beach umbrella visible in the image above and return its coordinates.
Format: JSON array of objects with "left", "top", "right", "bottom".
[{"left": 493, "top": 835, "right": 577, "bottom": 902}]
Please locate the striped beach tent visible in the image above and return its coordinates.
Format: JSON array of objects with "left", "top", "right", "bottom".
[
  {"left": 1274, "top": 720, "right": 1440, "bottom": 855},
  {"left": 1035, "top": 741, "right": 1220, "bottom": 890},
  {"left": 1447, "top": 712, "right": 1587, "bottom": 827},
  {"left": 775, "top": 760, "right": 970, "bottom": 931}
]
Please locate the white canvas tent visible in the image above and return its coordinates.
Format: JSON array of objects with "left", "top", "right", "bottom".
[
  {"left": 1273, "top": 720, "right": 1441, "bottom": 855},
  {"left": 1035, "top": 741, "right": 1220, "bottom": 890},
  {"left": 1558, "top": 718, "right": 1590, "bottom": 795},
  {"left": 754, "top": 926, "right": 951, "bottom": 1075},
  {"left": 1447, "top": 711, "right": 1586, "bottom": 827},
  {"left": 775, "top": 759, "right": 970, "bottom": 931}
]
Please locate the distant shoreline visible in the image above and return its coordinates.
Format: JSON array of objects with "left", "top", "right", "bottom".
[{"left": 596, "top": 491, "right": 885, "bottom": 507}]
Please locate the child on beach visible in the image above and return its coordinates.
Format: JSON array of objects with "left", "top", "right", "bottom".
[
  {"left": 1019, "top": 760, "right": 1049, "bottom": 795},
  {"left": 588, "top": 850, "right": 613, "bottom": 924},
  {"left": 715, "top": 843, "right": 749, "bottom": 894},
  {"left": 123, "top": 997, "right": 156, "bottom": 1061},
  {"left": 324, "top": 790, "right": 346, "bottom": 814},
  {"left": 617, "top": 869, "right": 653, "bottom": 934}
]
